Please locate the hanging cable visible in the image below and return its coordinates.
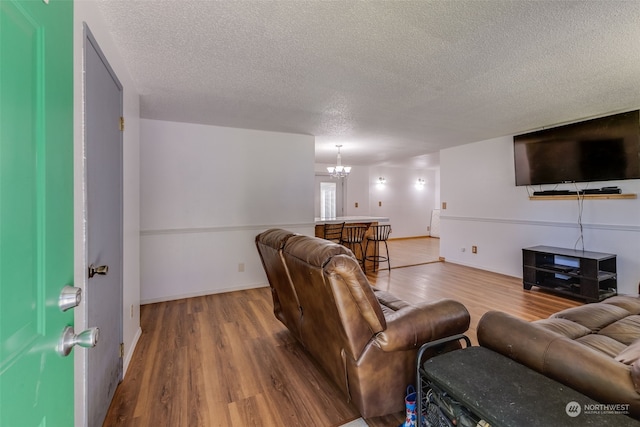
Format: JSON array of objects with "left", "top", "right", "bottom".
[{"left": 573, "top": 183, "right": 585, "bottom": 251}]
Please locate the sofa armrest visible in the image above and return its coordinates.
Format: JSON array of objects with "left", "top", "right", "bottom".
[
  {"left": 478, "top": 311, "right": 640, "bottom": 417},
  {"left": 374, "top": 299, "right": 470, "bottom": 352}
]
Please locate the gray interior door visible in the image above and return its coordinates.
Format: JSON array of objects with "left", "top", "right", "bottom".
[{"left": 84, "top": 26, "right": 124, "bottom": 427}]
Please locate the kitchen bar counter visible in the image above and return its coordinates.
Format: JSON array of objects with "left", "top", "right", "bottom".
[
  {"left": 314, "top": 216, "right": 389, "bottom": 272},
  {"left": 314, "top": 216, "right": 389, "bottom": 225}
]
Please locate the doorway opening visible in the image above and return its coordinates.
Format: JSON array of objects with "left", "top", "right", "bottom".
[{"left": 315, "top": 174, "right": 344, "bottom": 219}]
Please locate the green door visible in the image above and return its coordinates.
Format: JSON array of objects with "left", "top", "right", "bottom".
[{"left": 0, "top": 1, "right": 74, "bottom": 426}]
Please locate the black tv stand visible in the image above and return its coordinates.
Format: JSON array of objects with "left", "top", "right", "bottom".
[{"left": 522, "top": 246, "right": 617, "bottom": 302}]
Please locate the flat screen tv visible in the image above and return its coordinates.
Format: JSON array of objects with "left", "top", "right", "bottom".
[{"left": 514, "top": 110, "right": 640, "bottom": 186}]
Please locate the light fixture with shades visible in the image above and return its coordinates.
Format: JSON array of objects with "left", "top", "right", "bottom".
[
  {"left": 327, "top": 145, "right": 351, "bottom": 178},
  {"left": 377, "top": 177, "right": 387, "bottom": 184},
  {"left": 416, "top": 178, "right": 426, "bottom": 186}
]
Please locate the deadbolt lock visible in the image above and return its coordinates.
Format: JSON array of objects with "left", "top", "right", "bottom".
[{"left": 59, "top": 285, "right": 82, "bottom": 312}]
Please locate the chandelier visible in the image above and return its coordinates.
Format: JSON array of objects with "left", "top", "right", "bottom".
[{"left": 327, "top": 145, "right": 351, "bottom": 178}]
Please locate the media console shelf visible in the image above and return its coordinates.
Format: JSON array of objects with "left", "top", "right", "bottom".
[
  {"left": 529, "top": 193, "right": 636, "bottom": 201},
  {"left": 522, "top": 245, "right": 617, "bottom": 302}
]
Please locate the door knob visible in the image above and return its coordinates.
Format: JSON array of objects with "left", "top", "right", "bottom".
[
  {"left": 57, "top": 326, "right": 100, "bottom": 357},
  {"left": 88, "top": 264, "right": 108, "bottom": 278},
  {"left": 59, "top": 285, "right": 82, "bottom": 312}
]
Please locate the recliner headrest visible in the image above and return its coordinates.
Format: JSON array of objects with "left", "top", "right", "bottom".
[
  {"left": 256, "top": 228, "right": 297, "bottom": 250},
  {"left": 283, "top": 234, "right": 355, "bottom": 268}
]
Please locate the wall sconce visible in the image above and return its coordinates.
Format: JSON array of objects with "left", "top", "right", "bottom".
[
  {"left": 377, "top": 177, "right": 386, "bottom": 185},
  {"left": 416, "top": 178, "right": 426, "bottom": 188}
]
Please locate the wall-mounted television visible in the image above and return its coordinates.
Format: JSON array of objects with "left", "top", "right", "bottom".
[{"left": 514, "top": 110, "right": 640, "bottom": 186}]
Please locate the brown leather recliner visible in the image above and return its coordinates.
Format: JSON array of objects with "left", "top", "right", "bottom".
[
  {"left": 478, "top": 296, "right": 640, "bottom": 419},
  {"left": 255, "top": 228, "right": 302, "bottom": 339},
  {"left": 256, "top": 229, "right": 470, "bottom": 418}
]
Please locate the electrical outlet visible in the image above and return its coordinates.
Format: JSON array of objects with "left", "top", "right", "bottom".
[
  {"left": 378, "top": 201, "right": 382, "bottom": 207},
  {"left": 355, "top": 202, "right": 359, "bottom": 208},
  {"left": 238, "top": 263, "right": 245, "bottom": 273},
  {"left": 472, "top": 246, "right": 478, "bottom": 254},
  {"left": 442, "top": 202, "right": 447, "bottom": 209}
]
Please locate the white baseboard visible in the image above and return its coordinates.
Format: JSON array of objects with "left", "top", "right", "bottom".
[
  {"left": 339, "top": 418, "right": 368, "bottom": 427},
  {"left": 140, "top": 282, "right": 269, "bottom": 305},
  {"left": 123, "top": 326, "right": 142, "bottom": 378}
]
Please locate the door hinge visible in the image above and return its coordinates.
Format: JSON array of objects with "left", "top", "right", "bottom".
[
  {"left": 119, "top": 343, "right": 124, "bottom": 358},
  {"left": 119, "top": 117, "right": 125, "bottom": 131}
]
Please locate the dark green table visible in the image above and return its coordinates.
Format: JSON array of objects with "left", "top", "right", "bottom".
[{"left": 418, "top": 342, "right": 640, "bottom": 426}]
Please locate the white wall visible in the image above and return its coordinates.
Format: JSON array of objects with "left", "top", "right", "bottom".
[
  {"left": 140, "top": 120, "right": 315, "bottom": 303},
  {"left": 440, "top": 135, "right": 640, "bottom": 294},
  {"left": 74, "top": 2, "right": 141, "bottom": 426},
  {"left": 368, "top": 166, "right": 437, "bottom": 238},
  {"left": 342, "top": 165, "right": 371, "bottom": 217}
]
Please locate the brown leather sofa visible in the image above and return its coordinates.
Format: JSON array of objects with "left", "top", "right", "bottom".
[
  {"left": 255, "top": 228, "right": 470, "bottom": 418},
  {"left": 478, "top": 295, "right": 640, "bottom": 419}
]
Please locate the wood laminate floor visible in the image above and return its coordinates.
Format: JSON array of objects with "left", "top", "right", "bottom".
[
  {"left": 386, "top": 236, "right": 440, "bottom": 268},
  {"left": 103, "top": 239, "right": 582, "bottom": 427}
]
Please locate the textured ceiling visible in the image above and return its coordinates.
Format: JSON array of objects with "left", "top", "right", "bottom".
[{"left": 96, "top": 0, "right": 640, "bottom": 167}]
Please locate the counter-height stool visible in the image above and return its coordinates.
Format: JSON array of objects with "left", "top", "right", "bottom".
[
  {"left": 340, "top": 225, "right": 369, "bottom": 268},
  {"left": 364, "top": 224, "right": 392, "bottom": 272},
  {"left": 322, "top": 222, "right": 345, "bottom": 243}
]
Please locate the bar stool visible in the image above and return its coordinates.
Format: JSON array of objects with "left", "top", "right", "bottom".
[
  {"left": 364, "top": 224, "right": 392, "bottom": 272},
  {"left": 340, "top": 225, "right": 369, "bottom": 268},
  {"left": 322, "top": 222, "right": 345, "bottom": 243}
]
